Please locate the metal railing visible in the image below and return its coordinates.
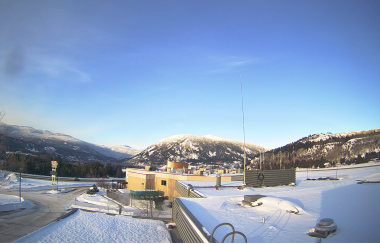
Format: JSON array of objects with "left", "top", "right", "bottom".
[
  {"left": 210, "top": 223, "right": 247, "bottom": 243},
  {"left": 175, "top": 181, "right": 204, "bottom": 198},
  {"left": 173, "top": 198, "right": 247, "bottom": 243}
]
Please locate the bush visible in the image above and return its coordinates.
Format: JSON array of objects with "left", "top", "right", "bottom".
[{"left": 86, "top": 184, "right": 99, "bottom": 195}]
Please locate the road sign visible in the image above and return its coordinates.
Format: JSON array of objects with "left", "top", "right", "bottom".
[
  {"left": 51, "top": 161, "right": 58, "bottom": 167},
  {"left": 50, "top": 171, "right": 56, "bottom": 175}
]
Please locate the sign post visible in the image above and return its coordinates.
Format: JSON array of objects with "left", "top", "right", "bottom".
[
  {"left": 19, "top": 167, "right": 23, "bottom": 202},
  {"left": 51, "top": 161, "right": 58, "bottom": 185}
]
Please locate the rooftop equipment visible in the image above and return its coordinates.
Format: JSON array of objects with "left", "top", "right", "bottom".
[
  {"left": 242, "top": 194, "right": 266, "bottom": 206},
  {"left": 216, "top": 175, "right": 221, "bottom": 187},
  {"left": 307, "top": 218, "right": 337, "bottom": 238}
]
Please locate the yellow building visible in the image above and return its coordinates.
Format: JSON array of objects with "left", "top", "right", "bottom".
[
  {"left": 125, "top": 168, "right": 243, "bottom": 200},
  {"left": 166, "top": 160, "right": 188, "bottom": 172}
]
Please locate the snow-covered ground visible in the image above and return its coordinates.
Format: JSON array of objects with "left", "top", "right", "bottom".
[
  {"left": 0, "top": 188, "right": 173, "bottom": 243},
  {"left": 0, "top": 172, "right": 93, "bottom": 212},
  {"left": 180, "top": 161, "right": 380, "bottom": 243},
  {"left": 14, "top": 208, "right": 172, "bottom": 243},
  {"left": 0, "top": 171, "right": 95, "bottom": 190},
  {"left": 0, "top": 173, "right": 173, "bottom": 243},
  {"left": 0, "top": 194, "right": 33, "bottom": 212},
  {"left": 3, "top": 162, "right": 380, "bottom": 243},
  {"left": 71, "top": 188, "right": 172, "bottom": 217},
  {"left": 72, "top": 189, "right": 134, "bottom": 216}
]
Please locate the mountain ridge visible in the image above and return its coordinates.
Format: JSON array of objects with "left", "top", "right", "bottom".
[
  {"left": 126, "top": 134, "right": 269, "bottom": 167},
  {"left": 0, "top": 122, "right": 140, "bottom": 162},
  {"left": 250, "top": 128, "right": 380, "bottom": 169}
]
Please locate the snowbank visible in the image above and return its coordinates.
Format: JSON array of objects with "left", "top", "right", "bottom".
[
  {"left": 76, "top": 191, "right": 118, "bottom": 207},
  {"left": 0, "top": 194, "right": 33, "bottom": 212},
  {"left": 45, "top": 188, "right": 74, "bottom": 194},
  {"left": 15, "top": 210, "right": 172, "bottom": 243}
]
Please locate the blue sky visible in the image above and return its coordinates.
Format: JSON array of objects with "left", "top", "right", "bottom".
[{"left": 1, "top": 0, "right": 379, "bottom": 150}]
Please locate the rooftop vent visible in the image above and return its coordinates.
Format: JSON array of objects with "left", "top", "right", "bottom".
[
  {"left": 242, "top": 194, "right": 266, "bottom": 207},
  {"left": 307, "top": 218, "right": 337, "bottom": 238}
]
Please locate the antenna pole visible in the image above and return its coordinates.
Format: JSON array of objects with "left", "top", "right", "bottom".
[
  {"left": 240, "top": 71, "right": 246, "bottom": 185},
  {"left": 259, "top": 152, "right": 261, "bottom": 170},
  {"left": 263, "top": 151, "right": 265, "bottom": 170}
]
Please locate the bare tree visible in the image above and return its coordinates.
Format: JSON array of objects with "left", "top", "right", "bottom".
[{"left": 132, "top": 178, "right": 163, "bottom": 218}]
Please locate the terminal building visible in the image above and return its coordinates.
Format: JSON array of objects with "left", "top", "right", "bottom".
[{"left": 125, "top": 160, "right": 243, "bottom": 200}]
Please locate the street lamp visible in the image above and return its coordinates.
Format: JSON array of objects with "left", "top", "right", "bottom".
[
  {"left": 56, "top": 170, "right": 59, "bottom": 191},
  {"left": 19, "top": 167, "right": 23, "bottom": 202}
]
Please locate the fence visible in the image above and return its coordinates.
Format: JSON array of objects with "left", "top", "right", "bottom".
[
  {"left": 173, "top": 198, "right": 214, "bottom": 243},
  {"left": 175, "top": 181, "right": 204, "bottom": 198},
  {"left": 106, "top": 190, "right": 130, "bottom": 206},
  {"left": 245, "top": 169, "right": 296, "bottom": 188}
]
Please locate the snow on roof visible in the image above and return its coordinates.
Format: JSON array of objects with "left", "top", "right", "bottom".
[
  {"left": 179, "top": 162, "right": 380, "bottom": 242},
  {"left": 14, "top": 210, "right": 172, "bottom": 243}
]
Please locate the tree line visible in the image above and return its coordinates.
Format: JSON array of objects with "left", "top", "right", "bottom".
[
  {"left": 252, "top": 151, "right": 379, "bottom": 170},
  {"left": 0, "top": 153, "right": 125, "bottom": 178}
]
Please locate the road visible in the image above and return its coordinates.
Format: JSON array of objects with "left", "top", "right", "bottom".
[
  {"left": 0, "top": 187, "right": 88, "bottom": 243},
  {"left": 13, "top": 173, "right": 123, "bottom": 182}
]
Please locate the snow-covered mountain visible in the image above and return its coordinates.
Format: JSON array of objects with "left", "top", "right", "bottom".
[
  {"left": 97, "top": 145, "right": 142, "bottom": 157},
  {"left": 250, "top": 129, "right": 380, "bottom": 169},
  {"left": 0, "top": 123, "right": 140, "bottom": 162},
  {"left": 126, "top": 134, "right": 270, "bottom": 166}
]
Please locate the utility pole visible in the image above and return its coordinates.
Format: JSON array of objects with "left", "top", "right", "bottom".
[
  {"left": 293, "top": 146, "right": 295, "bottom": 169},
  {"left": 263, "top": 152, "right": 265, "bottom": 170},
  {"left": 56, "top": 170, "right": 59, "bottom": 191},
  {"left": 259, "top": 151, "right": 262, "bottom": 170},
  {"left": 19, "top": 167, "right": 22, "bottom": 202},
  {"left": 239, "top": 71, "right": 246, "bottom": 185},
  {"left": 280, "top": 147, "right": 282, "bottom": 169}
]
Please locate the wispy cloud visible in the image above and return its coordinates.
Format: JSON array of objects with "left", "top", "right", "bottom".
[
  {"left": 28, "top": 53, "right": 91, "bottom": 83},
  {"left": 206, "top": 55, "right": 265, "bottom": 73}
]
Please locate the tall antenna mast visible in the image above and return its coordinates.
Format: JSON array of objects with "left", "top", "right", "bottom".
[{"left": 240, "top": 71, "right": 246, "bottom": 185}]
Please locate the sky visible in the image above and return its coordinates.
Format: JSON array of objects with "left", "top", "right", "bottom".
[{"left": 0, "top": 0, "right": 379, "bottom": 150}]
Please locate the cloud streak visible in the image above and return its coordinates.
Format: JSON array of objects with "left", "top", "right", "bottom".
[
  {"left": 206, "top": 55, "right": 265, "bottom": 73},
  {"left": 28, "top": 53, "right": 91, "bottom": 83}
]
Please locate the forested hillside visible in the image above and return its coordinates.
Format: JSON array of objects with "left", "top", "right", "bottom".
[{"left": 250, "top": 129, "right": 380, "bottom": 169}]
